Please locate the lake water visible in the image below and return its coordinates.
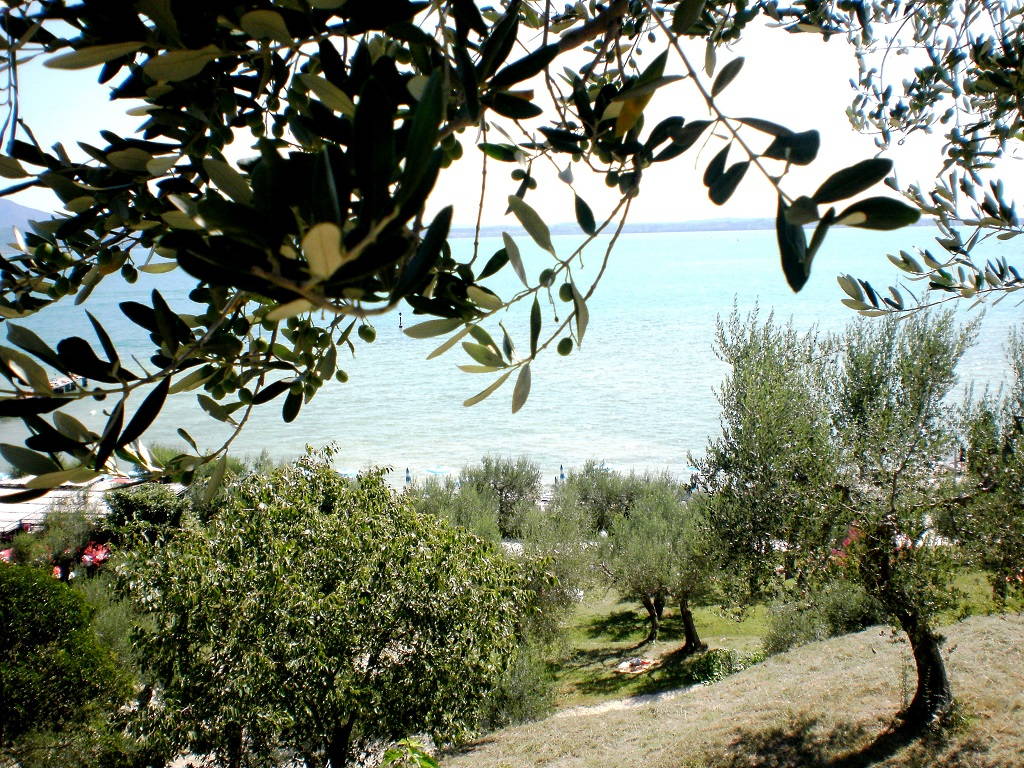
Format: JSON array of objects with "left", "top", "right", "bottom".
[{"left": 1, "top": 225, "right": 1018, "bottom": 485}]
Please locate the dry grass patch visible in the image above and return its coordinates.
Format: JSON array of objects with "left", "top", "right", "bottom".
[{"left": 445, "top": 614, "right": 1024, "bottom": 768}]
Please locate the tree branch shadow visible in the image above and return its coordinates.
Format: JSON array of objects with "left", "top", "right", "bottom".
[{"left": 705, "top": 713, "right": 995, "bottom": 768}]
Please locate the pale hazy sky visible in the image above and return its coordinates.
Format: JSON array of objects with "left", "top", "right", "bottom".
[{"left": 9, "top": 21, "right": 952, "bottom": 228}]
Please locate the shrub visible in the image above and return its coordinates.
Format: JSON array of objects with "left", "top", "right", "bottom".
[
  {"left": 762, "top": 580, "right": 886, "bottom": 655},
  {"left": 104, "top": 483, "right": 192, "bottom": 540},
  {"left": 407, "top": 476, "right": 501, "bottom": 543},
  {"left": 115, "top": 455, "right": 527, "bottom": 767},
  {"left": 475, "top": 641, "right": 555, "bottom": 730},
  {"left": 684, "top": 648, "right": 765, "bottom": 685},
  {"left": 460, "top": 456, "right": 541, "bottom": 538},
  {"left": 9, "top": 500, "right": 100, "bottom": 577},
  {"left": 0, "top": 565, "right": 130, "bottom": 752},
  {"left": 554, "top": 461, "right": 679, "bottom": 533}
]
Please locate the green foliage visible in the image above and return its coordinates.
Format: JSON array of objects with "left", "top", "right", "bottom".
[
  {"left": 762, "top": 580, "right": 885, "bottom": 655},
  {"left": 460, "top": 455, "right": 541, "bottom": 538},
  {"left": 115, "top": 452, "right": 526, "bottom": 767},
  {"left": 836, "top": 1, "right": 1024, "bottom": 312},
  {"left": 104, "top": 482, "right": 192, "bottom": 540},
  {"left": 677, "top": 648, "right": 765, "bottom": 686},
  {"left": 552, "top": 460, "right": 653, "bottom": 533},
  {"left": 9, "top": 498, "right": 99, "bottom": 574},
  {"left": 0, "top": 564, "right": 130, "bottom": 753},
  {"left": 380, "top": 740, "right": 439, "bottom": 768},
  {"left": 938, "top": 328, "right": 1024, "bottom": 606},
  {"left": 695, "top": 309, "right": 839, "bottom": 598},
  {"left": 475, "top": 641, "right": 556, "bottom": 730},
  {"left": 601, "top": 475, "right": 716, "bottom": 646},
  {"left": 697, "top": 309, "right": 976, "bottom": 723},
  {"left": 0, "top": 1, "right": 912, "bottom": 490},
  {"left": 407, "top": 475, "right": 501, "bottom": 543}
]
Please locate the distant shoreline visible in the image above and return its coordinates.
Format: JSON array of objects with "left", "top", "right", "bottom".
[{"left": 450, "top": 217, "right": 934, "bottom": 239}]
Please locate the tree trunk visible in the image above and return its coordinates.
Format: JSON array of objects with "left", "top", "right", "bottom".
[
  {"left": 326, "top": 716, "right": 356, "bottom": 768},
  {"left": 679, "top": 594, "right": 707, "bottom": 655},
  {"left": 639, "top": 594, "right": 660, "bottom": 644},
  {"left": 992, "top": 575, "right": 1008, "bottom": 609},
  {"left": 897, "top": 610, "right": 953, "bottom": 728},
  {"left": 653, "top": 592, "right": 665, "bottom": 621},
  {"left": 226, "top": 723, "right": 243, "bottom": 768}
]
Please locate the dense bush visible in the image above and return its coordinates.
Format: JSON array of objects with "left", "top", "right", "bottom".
[
  {"left": 554, "top": 462, "right": 678, "bottom": 533},
  {"left": 475, "top": 642, "right": 556, "bottom": 730},
  {"left": 460, "top": 456, "right": 541, "bottom": 539},
  {"left": 116, "top": 453, "right": 527, "bottom": 767},
  {"left": 0, "top": 565, "right": 131, "bottom": 755},
  {"left": 8, "top": 501, "right": 108, "bottom": 580},
  {"left": 104, "top": 483, "right": 193, "bottom": 540},
  {"left": 683, "top": 648, "right": 765, "bottom": 685},
  {"left": 762, "top": 580, "right": 887, "bottom": 655},
  {"left": 407, "top": 476, "right": 501, "bottom": 543}
]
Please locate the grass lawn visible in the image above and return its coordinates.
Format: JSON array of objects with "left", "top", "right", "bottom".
[
  {"left": 552, "top": 590, "right": 767, "bottom": 708},
  {"left": 549, "top": 571, "right": 1020, "bottom": 711}
]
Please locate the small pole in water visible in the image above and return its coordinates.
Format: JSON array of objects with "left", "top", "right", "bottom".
[
  {"left": 398, "top": 312, "right": 403, "bottom": 329},
  {"left": 405, "top": 467, "right": 411, "bottom": 485}
]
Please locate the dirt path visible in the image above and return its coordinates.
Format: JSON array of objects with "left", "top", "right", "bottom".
[{"left": 551, "top": 684, "right": 697, "bottom": 718}]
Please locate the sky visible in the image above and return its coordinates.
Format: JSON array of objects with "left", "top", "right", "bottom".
[{"left": 7, "top": 19, "right": 954, "bottom": 229}]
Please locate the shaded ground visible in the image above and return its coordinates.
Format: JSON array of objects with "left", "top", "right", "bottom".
[
  {"left": 553, "top": 592, "right": 767, "bottom": 708},
  {"left": 444, "top": 614, "right": 1024, "bottom": 768}
]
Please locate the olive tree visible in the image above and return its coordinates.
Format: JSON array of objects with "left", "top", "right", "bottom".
[
  {"left": 0, "top": 0, "right": 918, "bottom": 498},
  {"left": 820, "top": 1, "right": 1024, "bottom": 313},
  {"left": 938, "top": 328, "right": 1024, "bottom": 606},
  {"left": 553, "top": 460, "right": 651, "bottom": 533},
  {"left": 115, "top": 453, "right": 526, "bottom": 768},
  {"left": 459, "top": 455, "right": 540, "bottom": 538},
  {"left": 604, "top": 474, "right": 714, "bottom": 650},
  {"left": 406, "top": 474, "right": 501, "bottom": 543},
  {"left": 694, "top": 310, "right": 841, "bottom": 597},
  {"left": 697, "top": 310, "right": 977, "bottom": 728}
]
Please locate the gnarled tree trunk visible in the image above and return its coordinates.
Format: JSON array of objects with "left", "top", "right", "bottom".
[
  {"left": 678, "top": 594, "right": 707, "bottom": 655},
  {"left": 897, "top": 609, "right": 952, "bottom": 728},
  {"left": 639, "top": 594, "right": 661, "bottom": 644}
]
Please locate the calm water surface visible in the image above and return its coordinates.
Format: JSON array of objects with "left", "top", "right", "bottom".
[{"left": 1, "top": 226, "right": 1017, "bottom": 484}]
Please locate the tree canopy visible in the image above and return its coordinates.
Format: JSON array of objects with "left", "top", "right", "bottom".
[
  {"left": 0, "top": 0, "right": 922, "bottom": 493},
  {"left": 0, "top": 563, "right": 130, "bottom": 756},
  {"left": 115, "top": 453, "right": 526, "bottom": 768},
  {"left": 696, "top": 309, "right": 978, "bottom": 726}
]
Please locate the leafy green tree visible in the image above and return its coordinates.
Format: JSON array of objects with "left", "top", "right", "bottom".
[
  {"left": 460, "top": 455, "right": 540, "bottom": 538},
  {"left": 605, "top": 476, "right": 713, "bottom": 649},
  {"left": 937, "top": 329, "right": 1024, "bottom": 606},
  {"left": 407, "top": 474, "right": 501, "bottom": 543},
  {"left": 0, "top": 564, "right": 131, "bottom": 760},
  {"left": 115, "top": 452, "right": 525, "bottom": 768},
  {"left": 553, "top": 460, "right": 651, "bottom": 533},
  {"left": 694, "top": 310, "right": 841, "bottom": 597},
  {"left": 0, "top": 1, "right": 918, "bottom": 496},
  {"left": 104, "top": 482, "right": 193, "bottom": 542},
  {"left": 698, "top": 310, "right": 977, "bottom": 727}
]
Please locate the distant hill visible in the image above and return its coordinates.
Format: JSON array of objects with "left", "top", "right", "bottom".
[
  {"left": 451, "top": 215, "right": 934, "bottom": 239},
  {"left": 0, "top": 198, "right": 49, "bottom": 239},
  {"left": 0, "top": 198, "right": 48, "bottom": 228}
]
